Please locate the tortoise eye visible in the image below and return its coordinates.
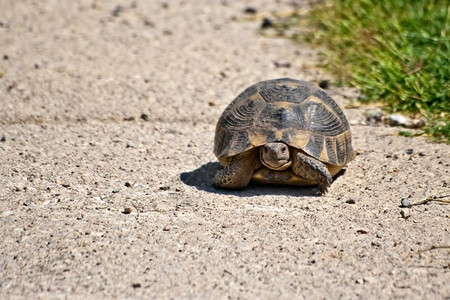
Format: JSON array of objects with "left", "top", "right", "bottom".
[{"left": 281, "top": 146, "right": 287, "bottom": 153}]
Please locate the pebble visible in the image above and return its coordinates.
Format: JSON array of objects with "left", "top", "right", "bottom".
[
  {"left": 244, "top": 7, "right": 257, "bottom": 14},
  {"left": 112, "top": 5, "right": 124, "bottom": 17},
  {"left": 124, "top": 182, "right": 132, "bottom": 187},
  {"left": 357, "top": 94, "right": 367, "bottom": 101},
  {"left": 388, "top": 114, "right": 408, "bottom": 126},
  {"left": 408, "top": 118, "right": 426, "bottom": 129},
  {"left": 123, "top": 207, "right": 132, "bottom": 214},
  {"left": 318, "top": 80, "right": 330, "bottom": 89},
  {"left": 23, "top": 198, "right": 34, "bottom": 206},
  {"left": 131, "top": 283, "right": 141, "bottom": 288},
  {"left": 346, "top": 198, "right": 356, "bottom": 204},
  {"left": 140, "top": 113, "right": 149, "bottom": 121},
  {"left": 260, "top": 18, "right": 273, "bottom": 29},
  {"left": 387, "top": 115, "right": 426, "bottom": 128},
  {"left": 365, "top": 111, "right": 383, "bottom": 124},
  {"left": 400, "top": 210, "right": 410, "bottom": 219},
  {"left": 274, "top": 61, "right": 291, "bottom": 68},
  {"left": 371, "top": 241, "right": 381, "bottom": 247},
  {"left": 0, "top": 135, "right": 6, "bottom": 142},
  {"left": 126, "top": 141, "right": 136, "bottom": 148},
  {"left": 400, "top": 198, "right": 412, "bottom": 207},
  {"left": 404, "top": 149, "right": 413, "bottom": 155}
]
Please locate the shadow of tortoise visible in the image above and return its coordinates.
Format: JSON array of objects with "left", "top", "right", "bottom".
[{"left": 180, "top": 162, "right": 346, "bottom": 197}]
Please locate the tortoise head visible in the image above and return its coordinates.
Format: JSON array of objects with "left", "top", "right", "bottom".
[{"left": 260, "top": 142, "right": 292, "bottom": 170}]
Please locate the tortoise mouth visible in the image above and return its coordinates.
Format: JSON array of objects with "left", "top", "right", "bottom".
[{"left": 261, "top": 159, "right": 292, "bottom": 171}]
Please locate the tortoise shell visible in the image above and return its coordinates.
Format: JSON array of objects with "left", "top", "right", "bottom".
[{"left": 214, "top": 78, "right": 354, "bottom": 168}]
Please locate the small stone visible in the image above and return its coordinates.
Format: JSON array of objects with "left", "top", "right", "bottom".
[
  {"left": 357, "top": 229, "right": 368, "bottom": 234},
  {"left": 244, "top": 7, "right": 257, "bottom": 14},
  {"left": 23, "top": 198, "right": 33, "bottom": 206},
  {"left": 400, "top": 210, "right": 410, "bottom": 219},
  {"left": 404, "top": 149, "right": 413, "bottom": 155},
  {"left": 208, "top": 101, "right": 216, "bottom": 106},
  {"left": 123, "top": 116, "right": 135, "bottom": 121},
  {"left": 376, "top": 232, "right": 383, "bottom": 238},
  {"left": 411, "top": 118, "right": 426, "bottom": 128},
  {"left": 61, "top": 183, "right": 70, "bottom": 188},
  {"left": 112, "top": 190, "right": 120, "bottom": 194},
  {"left": 126, "top": 142, "right": 136, "bottom": 148},
  {"left": 140, "top": 113, "right": 149, "bottom": 121},
  {"left": 143, "top": 19, "right": 154, "bottom": 27},
  {"left": 346, "top": 198, "right": 356, "bottom": 204},
  {"left": 318, "top": 80, "right": 330, "bottom": 89},
  {"left": 365, "top": 111, "right": 383, "bottom": 124},
  {"left": 159, "top": 186, "right": 170, "bottom": 191},
  {"left": 371, "top": 241, "right": 381, "bottom": 247},
  {"left": 132, "top": 283, "right": 141, "bottom": 288},
  {"left": 357, "top": 94, "right": 367, "bottom": 101},
  {"left": 124, "top": 182, "right": 132, "bottom": 187},
  {"left": 112, "top": 5, "right": 124, "bottom": 17},
  {"left": 388, "top": 114, "right": 408, "bottom": 126},
  {"left": 123, "top": 207, "right": 132, "bottom": 214},
  {"left": 400, "top": 198, "right": 412, "bottom": 207},
  {"left": 7, "top": 82, "right": 17, "bottom": 91},
  {"left": 274, "top": 61, "right": 291, "bottom": 68},
  {"left": 260, "top": 17, "right": 273, "bottom": 29}
]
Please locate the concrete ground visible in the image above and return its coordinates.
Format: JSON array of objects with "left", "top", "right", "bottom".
[{"left": 0, "top": 0, "right": 448, "bottom": 299}]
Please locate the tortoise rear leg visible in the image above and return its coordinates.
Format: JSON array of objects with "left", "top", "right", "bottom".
[
  {"left": 292, "top": 149, "right": 332, "bottom": 194},
  {"left": 214, "top": 150, "right": 261, "bottom": 189}
]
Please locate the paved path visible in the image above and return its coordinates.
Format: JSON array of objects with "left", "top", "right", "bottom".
[{"left": 1, "top": 1, "right": 448, "bottom": 298}]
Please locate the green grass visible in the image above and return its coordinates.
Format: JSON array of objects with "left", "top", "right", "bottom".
[{"left": 272, "top": 0, "right": 450, "bottom": 142}]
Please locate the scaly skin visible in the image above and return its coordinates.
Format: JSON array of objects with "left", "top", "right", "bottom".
[
  {"left": 213, "top": 149, "right": 261, "bottom": 189},
  {"left": 291, "top": 149, "right": 332, "bottom": 194}
]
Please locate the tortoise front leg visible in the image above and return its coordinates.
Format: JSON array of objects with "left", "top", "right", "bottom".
[
  {"left": 213, "top": 150, "right": 261, "bottom": 189},
  {"left": 292, "top": 149, "right": 332, "bottom": 194}
]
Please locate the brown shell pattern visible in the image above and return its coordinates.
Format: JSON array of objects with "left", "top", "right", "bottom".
[{"left": 214, "top": 78, "right": 354, "bottom": 166}]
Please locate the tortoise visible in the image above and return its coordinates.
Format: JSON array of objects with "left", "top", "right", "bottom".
[{"left": 213, "top": 78, "right": 355, "bottom": 194}]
